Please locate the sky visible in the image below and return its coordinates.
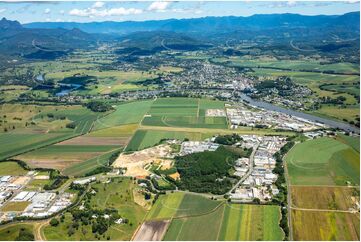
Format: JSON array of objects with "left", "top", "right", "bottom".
[{"left": 0, "top": 1, "right": 359, "bottom": 23}]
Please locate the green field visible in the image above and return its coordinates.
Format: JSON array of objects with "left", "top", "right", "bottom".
[
  {"left": 43, "top": 177, "right": 147, "bottom": 241},
  {"left": 125, "top": 129, "right": 213, "bottom": 151},
  {"left": 286, "top": 136, "right": 360, "bottom": 185},
  {"left": 62, "top": 148, "right": 122, "bottom": 177},
  {"left": 0, "top": 224, "right": 34, "bottom": 241},
  {"left": 0, "top": 161, "right": 27, "bottom": 176},
  {"left": 94, "top": 100, "right": 153, "bottom": 130},
  {"left": 162, "top": 201, "right": 284, "bottom": 241},
  {"left": 146, "top": 193, "right": 222, "bottom": 220},
  {"left": 142, "top": 98, "right": 228, "bottom": 129}
]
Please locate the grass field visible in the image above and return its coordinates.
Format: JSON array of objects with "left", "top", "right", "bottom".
[
  {"left": 292, "top": 210, "right": 360, "bottom": 241},
  {"left": 1, "top": 201, "right": 30, "bottom": 212},
  {"left": 146, "top": 193, "right": 221, "bottom": 220},
  {"left": 43, "top": 177, "right": 147, "bottom": 241},
  {"left": 94, "top": 100, "right": 153, "bottom": 130},
  {"left": 0, "top": 224, "right": 34, "bottom": 241},
  {"left": 285, "top": 136, "right": 360, "bottom": 186},
  {"left": 0, "top": 161, "right": 27, "bottom": 176}
]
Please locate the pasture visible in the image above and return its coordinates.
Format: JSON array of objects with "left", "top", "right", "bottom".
[
  {"left": 292, "top": 210, "right": 360, "bottom": 241},
  {"left": 0, "top": 224, "right": 34, "bottom": 241},
  {"left": 285, "top": 137, "right": 360, "bottom": 186}
]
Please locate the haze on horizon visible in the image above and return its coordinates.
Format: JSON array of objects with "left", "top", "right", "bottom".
[{"left": 0, "top": 1, "right": 359, "bottom": 24}]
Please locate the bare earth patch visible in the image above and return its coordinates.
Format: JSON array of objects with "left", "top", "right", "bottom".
[
  {"left": 133, "top": 220, "right": 170, "bottom": 241},
  {"left": 113, "top": 144, "right": 174, "bottom": 177},
  {"left": 11, "top": 176, "right": 31, "bottom": 186}
]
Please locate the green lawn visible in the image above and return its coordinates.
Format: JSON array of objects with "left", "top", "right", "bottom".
[{"left": 286, "top": 136, "right": 360, "bottom": 185}]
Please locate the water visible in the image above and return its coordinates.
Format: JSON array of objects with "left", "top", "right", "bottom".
[
  {"left": 55, "top": 83, "right": 82, "bottom": 96},
  {"left": 238, "top": 93, "right": 360, "bottom": 134}
]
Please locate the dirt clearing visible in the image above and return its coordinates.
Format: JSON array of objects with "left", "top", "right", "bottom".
[{"left": 133, "top": 220, "right": 170, "bottom": 241}]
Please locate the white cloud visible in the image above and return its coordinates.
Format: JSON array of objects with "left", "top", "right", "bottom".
[
  {"left": 287, "top": 0, "right": 296, "bottom": 7},
  {"left": 148, "top": 1, "right": 171, "bottom": 12},
  {"left": 59, "top": 10, "right": 65, "bottom": 15},
  {"left": 0, "top": 8, "right": 6, "bottom": 13},
  {"left": 92, "top": 1, "right": 105, "bottom": 9},
  {"left": 69, "top": 7, "right": 143, "bottom": 17},
  {"left": 44, "top": 8, "right": 51, "bottom": 14}
]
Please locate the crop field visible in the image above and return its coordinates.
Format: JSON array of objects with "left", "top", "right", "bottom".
[
  {"left": 292, "top": 210, "right": 360, "bottom": 241},
  {"left": 142, "top": 97, "right": 228, "bottom": 129},
  {"left": 213, "top": 57, "right": 360, "bottom": 74},
  {"left": 43, "top": 177, "right": 147, "bottom": 241},
  {"left": 125, "top": 129, "right": 213, "bottom": 151},
  {"left": 16, "top": 145, "right": 119, "bottom": 171},
  {"left": 337, "top": 134, "right": 360, "bottom": 152},
  {"left": 94, "top": 100, "right": 153, "bottom": 130},
  {"left": 163, "top": 204, "right": 225, "bottom": 241},
  {"left": 62, "top": 148, "right": 122, "bottom": 176},
  {"left": 88, "top": 124, "right": 139, "bottom": 138},
  {"left": 0, "top": 161, "right": 27, "bottom": 176},
  {"left": 146, "top": 193, "right": 221, "bottom": 220},
  {"left": 162, "top": 202, "right": 283, "bottom": 241},
  {"left": 285, "top": 137, "right": 360, "bottom": 186},
  {"left": 291, "top": 186, "right": 359, "bottom": 210}
]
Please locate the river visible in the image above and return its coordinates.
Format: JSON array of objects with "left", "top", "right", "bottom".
[{"left": 238, "top": 93, "right": 360, "bottom": 134}]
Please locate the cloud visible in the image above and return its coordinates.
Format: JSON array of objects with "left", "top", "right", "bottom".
[
  {"left": 0, "top": 8, "right": 6, "bottom": 13},
  {"left": 59, "top": 10, "right": 65, "bottom": 15},
  {"left": 92, "top": 1, "right": 105, "bottom": 9},
  {"left": 148, "top": 1, "right": 171, "bottom": 12},
  {"left": 44, "top": 8, "right": 51, "bottom": 14},
  {"left": 69, "top": 7, "right": 143, "bottom": 17}
]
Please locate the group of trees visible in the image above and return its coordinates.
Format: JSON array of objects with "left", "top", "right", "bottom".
[
  {"left": 174, "top": 146, "right": 240, "bottom": 194},
  {"left": 214, "top": 134, "right": 242, "bottom": 145},
  {"left": 85, "top": 101, "right": 114, "bottom": 112}
]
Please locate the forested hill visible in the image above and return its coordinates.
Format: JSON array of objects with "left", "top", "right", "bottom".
[{"left": 24, "top": 11, "right": 360, "bottom": 35}]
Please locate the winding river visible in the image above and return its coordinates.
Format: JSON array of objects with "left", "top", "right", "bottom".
[{"left": 238, "top": 93, "right": 360, "bottom": 134}]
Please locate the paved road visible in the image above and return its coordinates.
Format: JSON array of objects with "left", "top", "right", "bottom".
[{"left": 227, "top": 143, "right": 259, "bottom": 195}]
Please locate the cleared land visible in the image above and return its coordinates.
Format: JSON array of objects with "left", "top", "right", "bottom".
[
  {"left": 285, "top": 137, "right": 360, "bottom": 186},
  {"left": 292, "top": 210, "right": 360, "bottom": 241},
  {"left": 133, "top": 220, "right": 170, "bottom": 241}
]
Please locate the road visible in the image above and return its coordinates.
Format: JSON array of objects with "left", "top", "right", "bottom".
[{"left": 227, "top": 143, "right": 259, "bottom": 195}]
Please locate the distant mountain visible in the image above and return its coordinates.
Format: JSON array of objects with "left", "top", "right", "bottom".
[
  {"left": 0, "top": 18, "right": 98, "bottom": 59},
  {"left": 24, "top": 12, "right": 360, "bottom": 36}
]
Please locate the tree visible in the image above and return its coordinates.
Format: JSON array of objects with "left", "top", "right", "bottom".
[
  {"left": 50, "top": 218, "right": 59, "bottom": 227},
  {"left": 15, "top": 228, "right": 34, "bottom": 241}
]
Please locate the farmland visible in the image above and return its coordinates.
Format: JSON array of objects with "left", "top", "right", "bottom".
[
  {"left": 0, "top": 223, "right": 35, "bottom": 241},
  {"left": 93, "top": 100, "right": 153, "bottom": 130},
  {"left": 285, "top": 136, "right": 360, "bottom": 186},
  {"left": 291, "top": 210, "right": 360, "bottom": 241},
  {"left": 142, "top": 98, "right": 228, "bottom": 129},
  {"left": 16, "top": 145, "right": 119, "bottom": 171}
]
